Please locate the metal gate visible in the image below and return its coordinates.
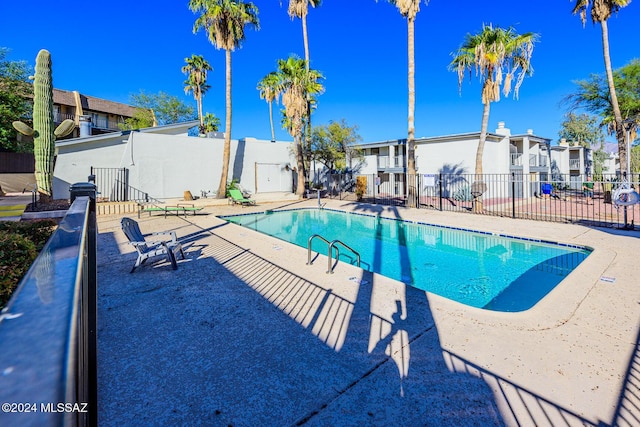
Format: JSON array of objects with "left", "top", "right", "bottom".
[{"left": 91, "top": 167, "right": 129, "bottom": 201}]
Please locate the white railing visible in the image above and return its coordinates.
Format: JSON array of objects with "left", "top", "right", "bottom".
[
  {"left": 511, "top": 153, "right": 523, "bottom": 166},
  {"left": 570, "top": 159, "right": 581, "bottom": 169},
  {"left": 529, "top": 154, "right": 538, "bottom": 167}
]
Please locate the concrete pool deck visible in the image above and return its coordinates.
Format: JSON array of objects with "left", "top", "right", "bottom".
[{"left": 96, "top": 197, "right": 640, "bottom": 426}]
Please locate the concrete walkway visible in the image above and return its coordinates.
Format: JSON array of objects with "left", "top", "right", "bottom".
[{"left": 96, "top": 198, "right": 640, "bottom": 426}]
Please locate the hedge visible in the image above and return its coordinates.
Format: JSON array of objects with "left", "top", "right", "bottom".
[{"left": 0, "top": 220, "right": 57, "bottom": 308}]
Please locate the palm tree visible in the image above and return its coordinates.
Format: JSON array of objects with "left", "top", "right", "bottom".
[
  {"left": 274, "top": 56, "right": 324, "bottom": 196},
  {"left": 572, "top": 0, "right": 632, "bottom": 176},
  {"left": 286, "top": 0, "right": 321, "bottom": 69},
  {"left": 450, "top": 24, "right": 537, "bottom": 212},
  {"left": 182, "top": 54, "right": 212, "bottom": 132},
  {"left": 286, "top": 0, "right": 321, "bottom": 183},
  {"left": 189, "top": 0, "right": 259, "bottom": 198},
  {"left": 382, "top": 0, "right": 428, "bottom": 206},
  {"left": 257, "top": 72, "right": 280, "bottom": 142}
]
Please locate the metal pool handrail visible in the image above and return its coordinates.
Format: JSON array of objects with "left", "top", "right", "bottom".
[
  {"left": 329, "top": 240, "right": 361, "bottom": 272},
  {"left": 307, "top": 234, "right": 361, "bottom": 274}
]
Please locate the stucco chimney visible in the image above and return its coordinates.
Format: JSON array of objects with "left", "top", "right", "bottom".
[
  {"left": 495, "top": 121, "right": 510, "bottom": 136},
  {"left": 79, "top": 115, "right": 91, "bottom": 137},
  {"left": 559, "top": 138, "right": 569, "bottom": 147},
  {"left": 527, "top": 129, "right": 533, "bottom": 135}
]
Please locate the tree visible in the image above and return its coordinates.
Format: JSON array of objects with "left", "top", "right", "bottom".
[
  {"left": 190, "top": 0, "right": 260, "bottom": 199},
  {"left": 119, "top": 108, "right": 155, "bottom": 130},
  {"left": 286, "top": 0, "right": 321, "bottom": 69},
  {"left": 559, "top": 112, "right": 609, "bottom": 177},
  {"left": 380, "top": 0, "right": 428, "bottom": 206},
  {"left": 257, "top": 72, "right": 279, "bottom": 142},
  {"left": 311, "top": 119, "right": 362, "bottom": 172},
  {"left": 202, "top": 112, "right": 221, "bottom": 133},
  {"left": 274, "top": 56, "right": 324, "bottom": 196},
  {"left": 0, "top": 48, "right": 32, "bottom": 152},
  {"left": 182, "top": 54, "right": 212, "bottom": 131},
  {"left": 564, "top": 59, "right": 640, "bottom": 151},
  {"left": 123, "top": 91, "right": 195, "bottom": 128},
  {"left": 450, "top": 24, "right": 537, "bottom": 212},
  {"left": 559, "top": 112, "right": 604, "bottom": 147},
  {"left": 286, "top": 0, "right": 322, "bottom": 183},
  {"left": 572, "top": 0, "right": 632, "bottom": 175},
  {"left": 631, "top": 143, "right": 640, "bottom": 174}
]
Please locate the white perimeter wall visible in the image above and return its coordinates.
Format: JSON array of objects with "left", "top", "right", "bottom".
[
  {"left": 54, "top": 133, "right": 295, "bottom": 199},
  {"left": 415, "top": 136, "right": 510, "bottom": 175}
]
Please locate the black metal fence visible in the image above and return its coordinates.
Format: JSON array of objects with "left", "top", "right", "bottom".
[
  {"left": 0, "top": 182, "right": 97, "bottom": 426},
  {"left": 326, "top": 172, "right": 640, "bottom": 230},
  {"left": 91, "top": 166, "right": 154, "bottom": 203}
]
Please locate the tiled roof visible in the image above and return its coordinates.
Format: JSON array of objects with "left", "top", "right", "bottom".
[
  {"left": 52, "top": 89, "right": 76, "bottom": 106},
  {"left": 53, "top": 89, "right": 138, "bottom": 117}
]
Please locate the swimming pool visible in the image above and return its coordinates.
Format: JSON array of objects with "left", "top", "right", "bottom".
[{"left": 221, "top": 208, "right": 592, "bottom": 312}]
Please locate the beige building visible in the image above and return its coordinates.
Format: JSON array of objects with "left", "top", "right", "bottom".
[{"left": 51, "top": 89, "right": 140, "bottom": 137}]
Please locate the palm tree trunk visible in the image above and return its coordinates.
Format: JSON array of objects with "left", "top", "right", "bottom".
[
  {"left": 302, "top": 14, "right": 311, "bottom": 185},
  {"left": 217, "top": 49, "right": 232, "bottom": 199},
  {"left": 476, "top": 100, "right": 490, "bottom": 176},
  {"left": 268, "top": 100, "right": 275, "bottom": 142},
  {"left": 302, "top": 15, "right": 310, "bottom": 71},
  {"left": 473, "top": 99, "right": 491, "bottom": 213},
  {"left": 296, "top": 134, "right": 306, "bottom": 196},
  {"left": 406, "top": 16, "right": 417, "bottom": 207},
  {"left": 197, "top": 94, "right": 204, "bottom": 128},
  {"left": 600, "top": 20, "right": 626, "bottom": 176}
]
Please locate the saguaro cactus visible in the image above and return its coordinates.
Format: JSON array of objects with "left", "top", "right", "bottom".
[{"left": 12, "top": 49, "right": 74, "bottom": 202}]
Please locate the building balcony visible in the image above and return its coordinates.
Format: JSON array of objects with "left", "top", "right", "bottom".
[
  {"left": 53, "top": 112, "right": 75, "bottom": 123},
  {"left": 539, "top": 155, "right": 548, "bottom": 168},
  {"left": 92, "top": 117, "right": 122, "bottom": 131},
  {"left": 377, "top": 155, "right": 405, "bottom": 170},
  {"left": 511, "top": 153, "right": 523, "bottom": 167},
  {"left": 530, "top": 154, "right": 548, "bottom": 168},
  {"left": 570, "top": 159, "right": 581, "bottom": 170}
]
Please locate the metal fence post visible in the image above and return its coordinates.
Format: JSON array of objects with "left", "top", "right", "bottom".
[
  {"left": 439, "top": 173, "right": 443, "bottom": 211},
  {"left": 69, "top": 181, "right": 97, "bottom": 427},
  {"left": 511, "top": 172, "right": 516, "bottom": 219}
]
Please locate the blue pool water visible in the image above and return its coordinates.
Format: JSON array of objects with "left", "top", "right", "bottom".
[{"left": 221, "top": 208, "right": 591, "bottom": 312}]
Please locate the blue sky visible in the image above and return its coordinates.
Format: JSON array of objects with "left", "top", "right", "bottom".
[{"left": 1, "top": 1, "right": 638, "bottom": 145}]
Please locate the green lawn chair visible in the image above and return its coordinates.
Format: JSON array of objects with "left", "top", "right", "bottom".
[{"left": 228, "top": 189, "right": 256, "bottom": 207}]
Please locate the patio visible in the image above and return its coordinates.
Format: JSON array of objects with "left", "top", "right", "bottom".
[{"left": 96, "top": 198, "right": 640, "bottom": 426}]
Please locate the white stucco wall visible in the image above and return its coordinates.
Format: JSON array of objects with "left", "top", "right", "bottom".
[
  {"left": 54, "top": 134, "right": 129, "bottom": 198},
  {"left": 414, "top": 135, "right": 510, "bottom": 175},
  {"left": 54, "top": 129, "right": 295, "bottom": 200},
  {"left": 359, "top": 155, "right": 378, "bottom": 175}
]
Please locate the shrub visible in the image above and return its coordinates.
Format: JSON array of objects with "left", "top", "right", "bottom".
[
  {"left": 225, "top": 179, "right": 240, "bottom": 197},
  {"left": 0, "top": 233, "right": 37, "bottom": 307},
  {"left": 0, "top": 219, "right": 57, "bottom": 251},
  {"left": 0, "top": 220, "right": 57, "bottom": 308},
  {"left": 453, "top": 185, "right": 473, "bottom": 202},
  {"left": 355, "top": 176, "right": 367, "bottom": 200}
]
